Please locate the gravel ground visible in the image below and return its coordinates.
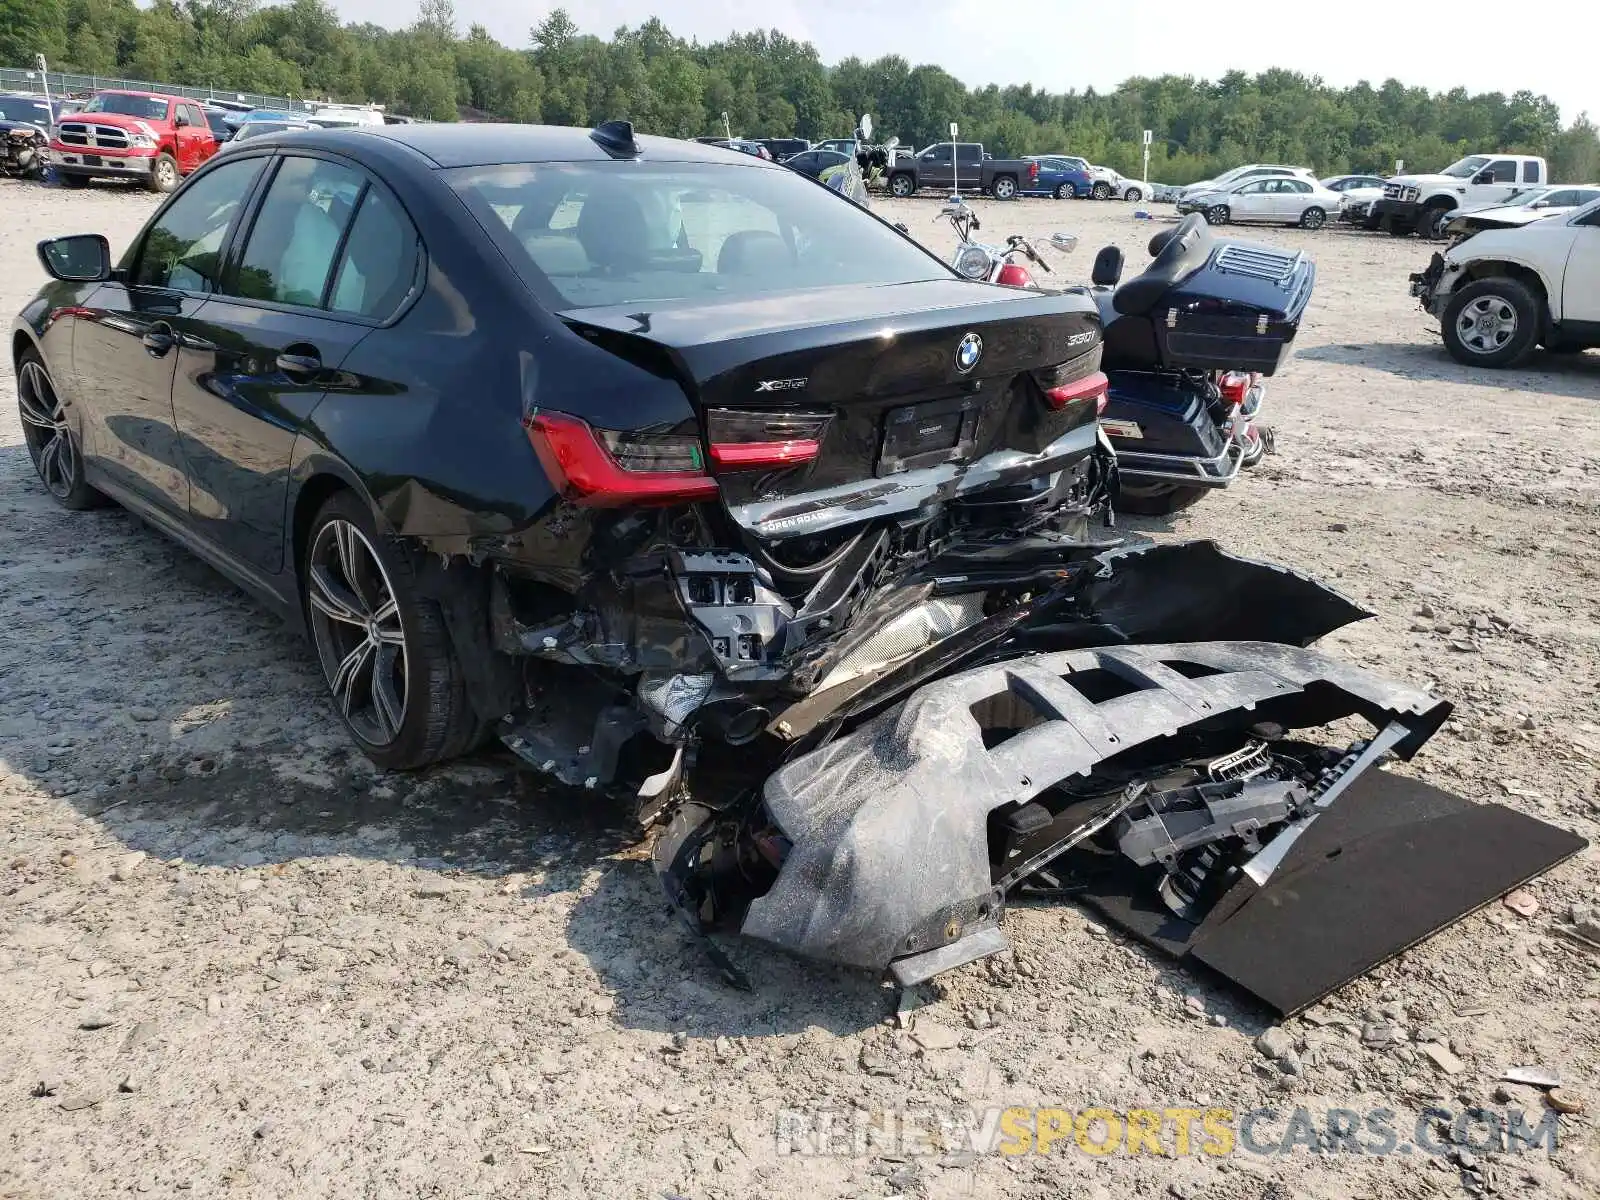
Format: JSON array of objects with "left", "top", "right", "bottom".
[{"left": 2, "top": 176, "right": 1598, "bottom": 1200}]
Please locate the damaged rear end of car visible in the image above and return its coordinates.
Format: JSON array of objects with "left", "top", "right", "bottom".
[{"left": 651, "top": 541, "right": 1586, "bottom": 1013}]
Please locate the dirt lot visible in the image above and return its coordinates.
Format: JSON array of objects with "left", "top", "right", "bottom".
[{"left": 2, "top": 176, "right": 1598, "bottom": 1200}]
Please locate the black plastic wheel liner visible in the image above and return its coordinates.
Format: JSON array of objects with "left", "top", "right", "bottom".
[{"left": 740, "top": 640, "right": 1453, "bottom": 974}]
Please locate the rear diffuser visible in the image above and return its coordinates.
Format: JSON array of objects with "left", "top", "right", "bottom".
[{"left": 1078, "top": 770, "right": 1586, "bottom": 1015}]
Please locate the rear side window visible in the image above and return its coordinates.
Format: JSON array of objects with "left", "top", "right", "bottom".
[
  {"left": 133, "top": 158, "right": 263, "bottom": 291},
  {"left": 233, "top": 157, "right": 364, "bottom": 307},
  {"left": 956, "top": 144, "right": 983, "bottom": 164},
  {"left": 328, "top": 186, "right": 420, "bottom": 319},
  {"left": 1522, "top": 161, "right": 1542, "bottom": 183},
  {"left": 449, "top": 160, "right": 946, "bottom": 310}
]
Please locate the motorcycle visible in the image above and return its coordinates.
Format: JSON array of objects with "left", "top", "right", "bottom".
[
  {"left": 0, "top": 122, "right": 49, "bottom": 181},
  {"left": 938, "top": 196, "right": 1310, "bottom": 514}
]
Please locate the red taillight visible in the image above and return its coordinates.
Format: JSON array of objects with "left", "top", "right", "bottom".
[
  {"left": 1218, "top": 371, "right": 1251, "bottom": 405},
  {"left": 1029, "top": 161, "right": 1039, "bottom": 180},
  {"left": 1044, "top": 370, "right": 1109, "bottom": 412},
  {"left": 704, "top": 407, "right": 830, "bottom": 472},
  {"left": 996, "top": 262, "right": 1034, "bottom": 288},
  {"left": 524, "top": 411, "right": 717, "bottom": 507},
  {"left": 709, "top": 440, "right": 820, "bottom": 469}
]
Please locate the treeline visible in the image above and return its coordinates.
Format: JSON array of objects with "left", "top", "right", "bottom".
[{"left": 5, "top": 0, "right": 1598, "bottom": 184}]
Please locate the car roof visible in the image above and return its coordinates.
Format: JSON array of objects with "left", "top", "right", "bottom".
[{"left": 311, "top": 122, "right": 782, "bottom": 170}]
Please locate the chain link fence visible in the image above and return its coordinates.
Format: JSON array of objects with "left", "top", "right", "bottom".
[{"left": 1, "top": 65, "right": 309, "bottom": 113}]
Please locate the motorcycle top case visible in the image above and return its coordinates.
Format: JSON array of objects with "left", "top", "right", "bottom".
[
  {"left": 1158, "top": 241, "right": 1314, "bottom": 375},
  {"left": 1104, "top": 239, "right": 1315, "bottom": 377}
]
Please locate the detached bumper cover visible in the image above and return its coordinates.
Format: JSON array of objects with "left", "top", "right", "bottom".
[{"left": 743, "top": 640, "right": 1450, "bottom": 973}]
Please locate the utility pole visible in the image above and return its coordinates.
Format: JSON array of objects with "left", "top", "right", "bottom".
[{"left": 36, "top": 55, "right": 52, "bottom": 112}]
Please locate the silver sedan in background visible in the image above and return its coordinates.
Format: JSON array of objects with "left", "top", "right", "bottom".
[{"left": 1178, "top": 176, "right": 1344, "bottom": 229}]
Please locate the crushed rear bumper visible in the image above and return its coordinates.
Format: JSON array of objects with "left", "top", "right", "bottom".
[{"left": 655, "top": 542, "right": 1587, "bottom": 1014}]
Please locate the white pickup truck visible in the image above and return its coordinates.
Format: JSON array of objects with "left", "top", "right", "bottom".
[
  {"left": 1410, "top": 195, "right": 1600, "bottom": 366},
  {"left": 1373, "top": 154, "right": 1548, "bottom": 240}
]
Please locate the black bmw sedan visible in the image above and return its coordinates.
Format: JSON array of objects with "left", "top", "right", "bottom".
[{"left": 13, "top": 120, "right": 1110, "bottom": 785}]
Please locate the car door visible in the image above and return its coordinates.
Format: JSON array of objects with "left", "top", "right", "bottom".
[
  {"left": 954, "top": 143, "right": 983, "bottom": 189},
  {"left": 169, "top": 151, "right": 421, "bottom": 573},
  {"left": 1230, "top": 180, "right": 1271, "bottom": 220},
  {"left": 1281, "top": 180, "right": 1314, "bottom": 220},
  {"left": 919, "top": 143, "right": 953, "bottom": 190},
  {"left": 71, "top": 155, "right": 266, "bottom": 516},
  {"left": 179, "top": 102, "right": 215, "bottom": 170},
  {"left": 1470, "top": 159, "right": 1521, "bottom": 207},
  {"left": 1562, "top": 208, "right": 1600, "bottom": 323}
]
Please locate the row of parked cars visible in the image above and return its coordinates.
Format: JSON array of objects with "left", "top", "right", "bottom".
[
  {"left": 712, "top": 134, "right": 1175, "bottom": 203},
  {"left": 1167, "top": 158, "right": 1600, "bottom": 238},
  {"left": 0, "top": 88, "right": 409, "bottom": 191}
]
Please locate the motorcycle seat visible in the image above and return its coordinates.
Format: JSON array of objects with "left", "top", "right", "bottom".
[{"left": 1111, "top": 213, "right": 1214, "bottom": 317}]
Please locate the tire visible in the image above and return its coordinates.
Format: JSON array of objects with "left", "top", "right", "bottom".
[
  {"left": 992, "top": 175, "right": 1017, "bottom": 200},
  {"left": 16, "top": 349, "right": 105, "bottom": 510},
  {"left": 147, "top": 153, "right": 179, "bottom": 194},
  {"left": 302, "top": 491, "right": 483, "bottom": 770},
  {"left": 60, "top": 171, "right": 89, "bottom": 189},
  {"left": 1362, "top": 213, "right": 1382, "bottom": 231},
  {"left": 888, "top": 172, "right": 914, "bottom": 199},
  {"left": 1299, "top": 206, "right": 1327, "bottom": 230},
  {"left": 1092, "top": 182, "right": 1113, "bottom": 200},
  {"left": 1439, "top": 277, "right": 1541, "bottom": 369},
  {"left": 1124, "top": 187, "right": 1143, "bottom": 203},
  {"left": 1116, "top": 483, "right": 1210, "bottom": 516},
  {"left": 1204, "top": 205, "right": 1230, "bottom": 226},
  {"left": 1386, "top": 217, "right": 1414, "bottom": 237},
  {"left": 1053, "top": 183, "right": 1070, "bottom": 200},
  {"left": 1418, "top": 206, "right": 1456, "bottom": 241}
]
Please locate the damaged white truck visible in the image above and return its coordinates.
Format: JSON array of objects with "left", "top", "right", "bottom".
[{"left": 1411, "top": 193, "right": 1600, "bottom": 366}]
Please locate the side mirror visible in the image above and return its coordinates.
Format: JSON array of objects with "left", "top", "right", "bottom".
[
  {"left": 37, "top": 234, "right": 111, "bottom": 282},
  {"left": 174, "top": 111, "right": 191, "bottom": 127},
  {"left": 1091, "top": 246, "right": 1124, "bottom": 287},
  {"left": 894, "top": 222, "right": 909, "bottom": 234},
  {"left": 1473, "top": 171, "right": 1493, "bottom": 184}
]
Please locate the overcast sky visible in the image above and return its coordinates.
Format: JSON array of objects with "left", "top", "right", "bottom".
[{"left": 330, "top": 0, "right": 1591, "bottom": 125}]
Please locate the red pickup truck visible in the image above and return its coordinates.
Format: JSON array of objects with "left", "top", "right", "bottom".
[{"left": 50, "top": 90, "right": 217, "bottom": 193}]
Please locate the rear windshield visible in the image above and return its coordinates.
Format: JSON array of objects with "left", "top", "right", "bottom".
[
  {"left": 84, "top": 93, "right": 169, "bottom": 120},
  {"left": 446, "top": 160, "right": 948, "bottom": 310}
]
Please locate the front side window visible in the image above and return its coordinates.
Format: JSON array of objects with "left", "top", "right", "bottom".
[
  {"left": 84, "top": 93, "right": 169, "bottom": 121},
  {"left": 233, "top": 157, "right": 365, "bottom": 307},
  {"left": 1236, "top": 181, "right": 1269, "bottom": 195},
  {"left": 450, "top": 160, "right": 947, "bottom": 311},
  {"left": 132, "top": 158, "right": 263, "bottom": 291},
  {"left": 922, "top": 145, "right": 952, "bottom": 163},
  {"left": 1441, "top": 156, "right": 1490, "bottom": 179},
  {"left": 1486, "top": 160, "right": 1518, "bottom": 183}
]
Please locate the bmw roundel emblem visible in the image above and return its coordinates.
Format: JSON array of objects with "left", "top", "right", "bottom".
[{"left": 954, "top": 332, "right": 983, "bottom": 374}]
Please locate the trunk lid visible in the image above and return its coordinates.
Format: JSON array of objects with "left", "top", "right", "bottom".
[{"left": 561, "top": 279, "right": 1103, "bottom": 539}]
